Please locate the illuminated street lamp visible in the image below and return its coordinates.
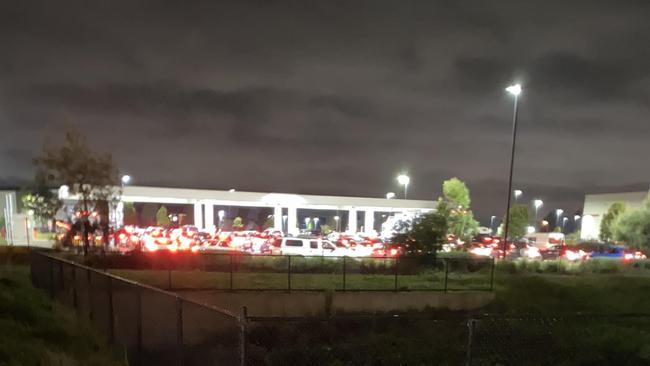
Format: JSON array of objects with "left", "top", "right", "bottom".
[
  {"left": 490, "top": 215, "right": 497, "bottom": 235},
  {"left": 228, "top": 188, "right": 236, "bottom": 193},
  {"left": 386, "top": 192, "right": 395, "bottom": 200},
  {"left": 397, "top": 174, "right": 410, "bottom": 199},
  {"left": 527, "top": 226, "right": 536, "bottom": 234},
  {"left": 533, "top": 199, "right": 543, "bottom": 229},
  {"left": 555, "top": 209, "right": 564, "bottom": 228},
  {"left": 562, "top": 217, "right": 569, "bottom": 232},
  {"left": 514, "top": 189, "right": 523, "bottom": 203},
  {"left": 121, "top": 175, "right": 131, "bottom": 185},
  {"left": 502, "top": 83, "right": 522, "bottom": 258}
]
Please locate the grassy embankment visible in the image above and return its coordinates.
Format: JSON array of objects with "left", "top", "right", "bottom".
[{"left": 0, "top": 263, "right": 125, "bottom": 366}]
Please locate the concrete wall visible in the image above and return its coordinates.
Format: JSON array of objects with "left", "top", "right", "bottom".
[{"left": 179, "top": 290, "right": 495, "bottom": 318}]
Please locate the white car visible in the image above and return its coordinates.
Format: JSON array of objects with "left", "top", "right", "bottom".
[{"left": 279, "top": 237, "right": 345, "bottom": 256}]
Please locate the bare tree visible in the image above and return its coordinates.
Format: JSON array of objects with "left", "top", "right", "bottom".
[{"left": 33, "top": 131, "right": 120, "bottom": 255}]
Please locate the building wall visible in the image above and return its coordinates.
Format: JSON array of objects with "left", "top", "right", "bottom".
[{"left": 581, "top": 190, "right": 648, "bottom": 240}]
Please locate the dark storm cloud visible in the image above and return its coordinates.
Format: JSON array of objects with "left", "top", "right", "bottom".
[{"left": 1, "top": 0, "right": 649, "bottom": 223}]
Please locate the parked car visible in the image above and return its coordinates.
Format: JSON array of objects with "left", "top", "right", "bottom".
[{"left": 279, "top": 237, "right": 343, "bottom": 256}]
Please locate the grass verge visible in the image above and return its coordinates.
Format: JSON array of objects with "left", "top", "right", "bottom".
[{"left": 0, "top": 265, "right": 125, "bottom": 366}]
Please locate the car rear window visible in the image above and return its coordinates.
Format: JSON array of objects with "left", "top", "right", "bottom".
[{"left": 285, "top": 239, "right": 303, "bottom": 247}]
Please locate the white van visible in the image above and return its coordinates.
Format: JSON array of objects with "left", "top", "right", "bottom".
[
  {"left": 524, "top": 232, "right": 565, "bottom": 250},
  {"left": 279, "top": 237, "right": 343, "bottom": 256}
]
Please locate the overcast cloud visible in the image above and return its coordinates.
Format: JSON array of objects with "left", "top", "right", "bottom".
[{"left": 1, "top": 0, "right": 649, "bottom": 222}]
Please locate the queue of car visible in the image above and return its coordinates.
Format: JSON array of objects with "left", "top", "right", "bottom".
[
  {"left": 107, "top": 225, "right": 397, "bottom": 258},
  {"left": 467, "top": 232, "right": 646, "bottom": 262}
]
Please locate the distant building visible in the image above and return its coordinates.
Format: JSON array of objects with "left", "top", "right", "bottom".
[{"left": 580, "top": 190, "right": 649, "bottom": 240}]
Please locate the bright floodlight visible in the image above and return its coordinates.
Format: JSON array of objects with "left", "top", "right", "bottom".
[
  {"left": 574, "top": 215, "right": 581, "bottom": 221},
  {"left": 533, "top": 199, "right": 543, "bottom": 209},
  {"left": 334, "top": 216, "right": 340, "bottom": 221},
  {"left": 506, "top": 84, "right": 522, "bottom": 96},
  {"left": 556, "top": 209, "right": 564, "bottom": 216},
  {"left": 386, "top": 192, "right": 395, "bottom": 199},
  {"left": 121, "top": 175, "right": 131, "bottom": 184},
  {"left": 526, "top": 226, "right": 535, "bottom": 234},
  {"left": 397, "top": 174, "right": 410, "bottom": 185},
  {"left": 228, "top": 188, "right": 236, "bottom": 193},
  {"left": 217, "top": 210, "right": 225, "bottom": 219},
  {"left": 514, "top": 189, "right": 523, "bottom": 197}
]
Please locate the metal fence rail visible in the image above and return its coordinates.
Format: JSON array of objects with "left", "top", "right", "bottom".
[
  {"left": 30, "top": 251, "right": 246, "bottom": 366},
  {"left": 80, "top": 252, "right": 496, "bottom": 292}
]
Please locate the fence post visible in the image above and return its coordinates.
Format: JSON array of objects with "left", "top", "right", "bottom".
[
  {"left": 287, "top": 255, "right": 292, "bottom": 292},
  {"left": 176, "top": 297, "right": 184, "bottom": 366},
  {"left": 342, "top": 256, "right": 347, "bottom": 292},
  {"left": 465, "top": 318, "right": 476, "bottom": 366},
  {"left": 393, "top": 256, "right": 399, "bottom": 292},
  {"left": 49, "top": 257, "right": 55, "bottom": 298},
  {"left": 490, "top": 257, "right": 496, "bottom": 291},
  {"left": 168, "top": 257, "right": 173, "bottom": 290},
  {"left": 72, "top": 265, "right": 78, "bottom": 311},
  {"left": 239, "top": 306, "right": 248, "bottom": 366},
  {"left": 107, "top": 277, "right": 115, "bottom": 343},
  {"left": 444, "top": 258, "right": 449, "bottom": 293},
  {"left": 87, "top": 268, "right": 94, "bottom": 320},
  {"left": 136, "top": 287, "right": 143, "bottom": 366},
  {"left": 230, "top": 253, "right": 234, "bottom": 291}
]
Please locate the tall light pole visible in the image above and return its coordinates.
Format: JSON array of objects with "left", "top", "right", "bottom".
[
  {"left": 562, "top": 217, "right": 569, "bottom": 232},
  {"left": 490, "top": 215, "right": 497, "bottom": 235},
  {"left": 502, "top": 83, "right": 522, "bottom": 258},
  {"left": 514, "top": 189, "right": 523, "bottom": 204},
  {"left": 397, "top": 174, "right": 410, "bottom": 199},
  {"left": 533, "top": 199, "right": 543, "bottom": 230},
  {"left": 555, "top": 209, "right": 564, "bottom": 229},
  {"left": 118, "top": 175, "right": 131, "bottom": 228}
]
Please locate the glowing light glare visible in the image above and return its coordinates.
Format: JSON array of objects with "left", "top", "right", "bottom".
[
  {"left": 228, "top": 188, "right": 236, "bottom": 193},
  {"left": 397, "top": 174, "right": 410, "bottom": 186},
  {"left": 386, "top": 192, "right": 395, "bottom": 199},
  {"left": 334, "top": 216, "right": 340, "bottom": 221},
  {"left": 505, "top": 83, "right": 522, "bottom": 96},
  {"left": 304, "top": 217, "right": 311, "bottom": 224},
  {"left": 218, "top": 210, "right": 225, "bottom": 219},
  {"left": 526, "top": 226, "right": 536, "bottom": 234},
  {"left": 556, "top": 209, "right": 564, "bottom": 216},
  {"left": 533, "top": 199, "right": 543, "bottom": 209},
  {"left": 574, "top": 215, "right": 581, "bottom": 221},
  {"left": 542, "top": 220, "right": 549, "bottom": 226},
  {"left": 514, "top": 189, "right": 523, "bottom": 198},
  {"left": 121, "top": 175, "right": 131, "bottom": 184}
]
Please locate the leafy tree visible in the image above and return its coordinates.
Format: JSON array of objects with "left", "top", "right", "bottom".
[
  {"left": 613, "top": 193, "right": 650, "bottom": 250},
  {"left": 503, "top": 204, "right": 529, "bottom": 240},
  {"left": 600, "top": 202, "right": 626, "bottom": 242},
  {"left": 320, "top": 224, "right": 333, "bottom": 235},
  {"left": 156, "top": 206, "right": 171, "bottom": 227},
  {"left": 33, "top": 130, "right": 120, "bottom": 254},
  {"left": 439, "top": 178, "right": 479, "bottom": 242},
  {"left": 409, "top": 205, "right": 448, "bottom": 255},
  {"left": 123, "top": 202, "right": 137, "bottom": 225},
  {"left": 442, "top": 178, "right": 471, "bottom": 208},
  {"left": 232, "top": 216, "right": 244, "bottom": 230},
  {"left": 21, "top": 186, "right": 62, "bottom": 231}
]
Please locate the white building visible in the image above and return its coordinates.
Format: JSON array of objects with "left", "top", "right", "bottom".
[
  {"left": 580, "top": 190, "right": 648, "bottom": 240},
  {"left": 118, "top": 186, "right": 436, "bottom": 235}
]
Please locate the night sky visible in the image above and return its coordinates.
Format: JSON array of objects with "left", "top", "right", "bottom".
[{"left": 1, "top": 0, "right": 649, "bottom": 223}]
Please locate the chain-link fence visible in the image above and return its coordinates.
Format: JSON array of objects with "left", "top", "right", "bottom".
[
  {"left": 74, "top": 252, "right": 495, "bottom": 292},
  {"left": 467, "top": 314, "right": 650, "bottom": 366},
  {"left": 30, "top": 251, "right": 246, "bottom": 366}
]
